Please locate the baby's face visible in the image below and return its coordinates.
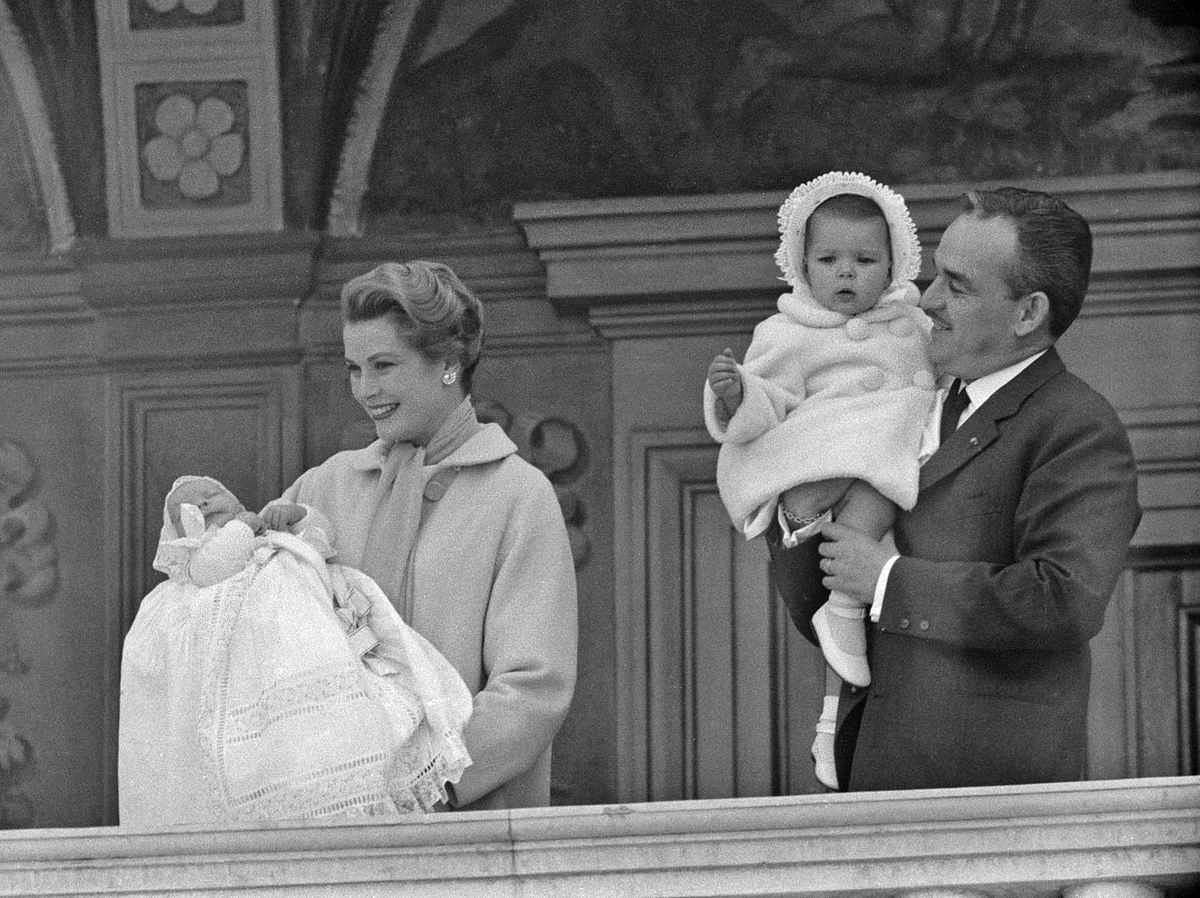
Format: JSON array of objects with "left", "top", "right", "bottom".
[
  {"left": 803, "top": 213, "right": 892, "bottom": 316},
  {"left": 168, "top": 480, "right": 244, "bottom": 532}
]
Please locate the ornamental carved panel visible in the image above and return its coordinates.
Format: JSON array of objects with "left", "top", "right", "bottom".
[
  {"left": 128, "top": 0, "right": 246, "bottom": 31},
  {"left": 0, "top": 442, "right": 60, "bottom": 829},
  {"left": 95, "top": 0, "right": 282, "bottom": 236}
]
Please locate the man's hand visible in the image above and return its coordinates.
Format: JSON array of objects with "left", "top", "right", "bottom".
[
  {"left": 708, "top": 348, "right": 743, "bottom": 420},
  {"left": 260, "top": 502, "right": 307, "bottom": 532},
  {"left": 816, "top": 521, "right": 893, "bottom": 604}
]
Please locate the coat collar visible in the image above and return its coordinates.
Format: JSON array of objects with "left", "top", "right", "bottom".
[
  {"left": 345, "top": 423, "right": 517, "bottom": 473},
  {"left": 918, "top": 347, "right": 1065, "bottom": 492}
]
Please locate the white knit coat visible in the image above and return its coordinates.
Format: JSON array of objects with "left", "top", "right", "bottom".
[{"left": 704, "top": 285, "right": 936, "bottom": 538}]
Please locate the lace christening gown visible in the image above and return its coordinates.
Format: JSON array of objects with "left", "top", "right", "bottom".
[{"left": 119, "top": 510, "right": 471, "bottom": 827}]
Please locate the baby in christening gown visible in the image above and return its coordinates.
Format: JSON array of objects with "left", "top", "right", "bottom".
[{"left": 118, "top": 475, "right": 472, "bottom": 827}]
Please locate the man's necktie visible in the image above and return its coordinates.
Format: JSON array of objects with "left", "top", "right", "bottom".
[{"left": 939, "top": 378, "right": 970, "bottom": 445}]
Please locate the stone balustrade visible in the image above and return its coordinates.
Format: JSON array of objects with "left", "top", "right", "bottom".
[{"left": 1, "top": 776, "right": 1196, "bottom": 896}]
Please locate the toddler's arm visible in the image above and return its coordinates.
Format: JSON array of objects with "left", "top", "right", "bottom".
[
  {"left": 704, "top": 320, "right": 805, "bottom": 445},
  {"left": 707, "top": 348, "right": 743, "bottom": 424}
]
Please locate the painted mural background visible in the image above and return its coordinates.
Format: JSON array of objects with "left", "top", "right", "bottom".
[
  {"left": 368, "top": 0, "right": 1200, "bottom": 228},
  {"left": 1, "top": 0, "right": 1198, "bottom": 247}
]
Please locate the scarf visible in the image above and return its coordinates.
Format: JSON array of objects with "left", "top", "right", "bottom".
[{"left": 359, "top": 397, "right": 482, "bottom": 620}]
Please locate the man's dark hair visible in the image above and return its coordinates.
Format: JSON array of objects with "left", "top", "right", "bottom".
[{"left": 963, "top": 187, "right": 1092, "bottom": 338}]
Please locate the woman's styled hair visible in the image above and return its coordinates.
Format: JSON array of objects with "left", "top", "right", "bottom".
[
  {"left": 963, "top": 187, "right": 1092, "bottom": 338},
  {"left": 340, "top": 261, "right": 484, "bottom": 392}
]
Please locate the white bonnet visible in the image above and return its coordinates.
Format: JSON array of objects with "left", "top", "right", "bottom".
[
  {"left": 159, "top": 475, "right": 229, "bottom": 541},
  {"left": 775, "top": 171, "right": 922, "bottom": 291}
]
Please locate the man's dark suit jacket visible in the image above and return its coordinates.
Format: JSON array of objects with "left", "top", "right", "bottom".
[{"left": 769, "top": 348, "right": 1141, "bottom": 791}]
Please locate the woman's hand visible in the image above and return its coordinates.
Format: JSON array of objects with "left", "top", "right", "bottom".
[{"left": 260, "top": 503, "right": 307, "bottom": 532}]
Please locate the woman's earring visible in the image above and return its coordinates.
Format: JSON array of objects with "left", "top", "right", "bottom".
[{"left": 442, "top": 370, "right": 458, "bottom": 386}]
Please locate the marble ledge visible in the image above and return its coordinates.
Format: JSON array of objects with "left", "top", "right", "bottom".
[{"left": 1, "top": 776, "right": 1197, "bottom": 897}]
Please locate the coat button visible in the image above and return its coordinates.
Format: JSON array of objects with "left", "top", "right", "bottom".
[
  {"left": 424, "top": 478, "right": 446, "bottom": 501},
  {"left": 899, "top": 618, "right": 910, "bottom": 629},
  {"left": 919, "top": 620, "right": 930, "bottom": 631},
  {"left": 845, "top": 317, "right": 869, "bottom": 340}
]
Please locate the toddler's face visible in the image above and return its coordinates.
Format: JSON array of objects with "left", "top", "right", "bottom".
[
  {"left": 168, "top": 480, "right": 244, "bottom": 533},
  {"left": 803, "top": 212, "right": 892, "bottom": 316}
]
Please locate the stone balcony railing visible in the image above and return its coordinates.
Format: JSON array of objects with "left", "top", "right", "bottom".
[{"left": 1, "top": 776, "right": 1197, "bottom": 896}]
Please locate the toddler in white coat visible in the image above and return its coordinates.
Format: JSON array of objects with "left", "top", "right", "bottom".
[{"left": 704, "top": 172, "right": 936, "bottom": 789}]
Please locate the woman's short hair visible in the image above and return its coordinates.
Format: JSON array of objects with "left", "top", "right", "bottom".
[
  {"left": 340, "top": 261, "right": 484, "bottom": 392},
  {"left": 963, "top": 187, "right": 1092, "bottom": 338}
]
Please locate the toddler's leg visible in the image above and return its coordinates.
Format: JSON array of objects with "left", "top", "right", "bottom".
[
  {"left": 811, "top": 481, "right": 896, "bottom": 687},
  {"left": 781, "top": 477, "right": 854, "bottom": 525},
  {"left": 811, "top": 665, "right": 840, "bottom": 790}
]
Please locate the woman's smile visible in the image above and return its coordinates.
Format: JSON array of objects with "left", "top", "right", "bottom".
[
  {"left": 343, "top": 317, "right": 461, "bottom": 446},
  {"left": 366, "top": 401, "right": 401, "bottom": 420}
]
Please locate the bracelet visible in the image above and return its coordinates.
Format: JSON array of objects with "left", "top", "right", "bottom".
[{"left": 780, "top": 504, "right": 828, "bottom": 529}]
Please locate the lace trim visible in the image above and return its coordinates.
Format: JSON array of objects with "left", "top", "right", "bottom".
[
  {"left": 223, "top": 668, "right": 368, "bottom": 744},
  {"left": 192, "top": 553, "right": 469, "bottom": 822},
  {"left": 775, "top": 171, "right": 922, "bottom": 291}
]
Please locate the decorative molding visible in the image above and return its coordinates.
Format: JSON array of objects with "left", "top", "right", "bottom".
[
  {"left": 127, "top": 1, "right": 248, "bottom": 35},
  {"left": 105, "top": 0, "right": 262, "bottom": 55},
  {"left": 95, "top": 0, "right": 283, "bottom": 237},
  {"left": 314, "top": 229, "right": 549, "bottom": 303},
  {"left": 106, "top": 374, "right": 293, "bottom": 629},
  {"left": 1182, "top": 602, "right": 1200, "bottom": 778},
  {"left": 1, "top": 778, "right": 1197, "bottom": 896},
  {"left": 0, "top": 4, "right": 77, "bottom": 252},
  {"left": 305, "top": 231, "right": 597, "bottom": 355},
  {"left": 587, "top": 293, "right": 779, "bottom": 341},
  {"left": 514, "top": 171, "right": 1200, "bottom": 333},
  {"left": 617, "top": 429, "right": 807, "bottom": 802},
  {"left": 102, "top": 368, "right": 301, "bottom": 820},
  {"left": 74, "top": 231, "right": 318, "bottom": 307},
  {"left": 1127, "top": 544, "right": 1200, "bottom": 571},
  {"left": 0, "top": 229, "right": 601, "bottom": 370},
  {"left": 1121, "top": 405, "right": 1200, "bottom": 547}
]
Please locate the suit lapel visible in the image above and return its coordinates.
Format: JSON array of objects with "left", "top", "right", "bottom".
[{"left": 919, "top": 349, "right": 1066, "bottom": 493}]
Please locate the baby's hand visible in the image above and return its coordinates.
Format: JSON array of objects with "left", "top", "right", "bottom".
[
  {"left": 707, "top": 348, "right": 743, "bottom": 419},
  {"left": 234, "top": 511, "right": 265, "bottom": 535},
  {"left": 260, "top": 502, "right": 307, "bottom": 532}
]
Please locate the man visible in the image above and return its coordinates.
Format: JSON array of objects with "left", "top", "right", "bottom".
[{"left": 769, "top": 186, "right": 1141, "bottom": 792}]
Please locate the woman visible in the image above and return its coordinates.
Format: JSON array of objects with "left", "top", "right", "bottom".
[{"left": 274, "top": 260, "right": 578, "bottom": 811}]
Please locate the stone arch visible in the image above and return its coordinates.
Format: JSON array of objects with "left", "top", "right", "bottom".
[
  {"left": 0, "top": 3, "right": 76, "bottom": 253},
  {"left": 325, "top": 1, "right": 423, "bottom": 238}
]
